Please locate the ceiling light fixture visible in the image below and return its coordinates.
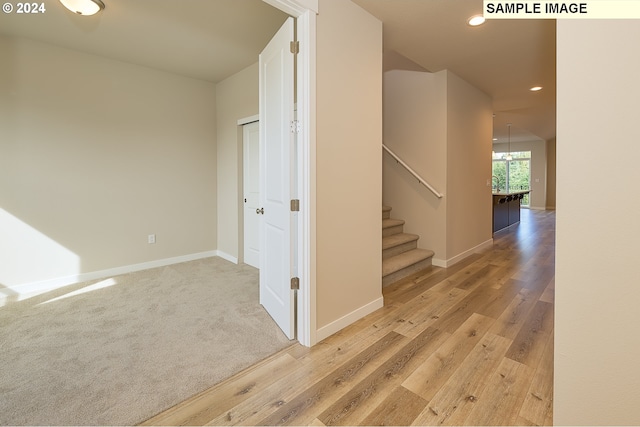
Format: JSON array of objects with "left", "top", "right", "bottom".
[
  {"left": 530, "top": 86, "right": 543, "bottom": 91},
  {"left": 468, "top": 15, "right": 486, "bottom": 26},
  {"left": 59, "top": 0, "right": 105, "bottom": 15},
  {"left": 505, "top": 123, "right": 513, "bottom": 161}
]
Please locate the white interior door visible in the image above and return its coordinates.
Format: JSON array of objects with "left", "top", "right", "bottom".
[
  {"left": 259, "top": 16, "right": 295, "bottom": 339},
  {"left": 243, "top": 121, "right": 260, "bottom": 269}
]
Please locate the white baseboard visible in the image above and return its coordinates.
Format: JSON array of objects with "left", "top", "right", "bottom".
[
  {"left": 214, "top": 250, "right": 238, "bottom": 264},
  {"left": 8, "top": 251, "right": 218, "bottom": 302},
  {"left": 432, "top": 238, "right": 494, "bottom": 268},
  {"left": 315, "top": 296, "right": 384, "bottom": 342},
  {"left": 432, "top": 258, "right": 447, "bottom": 268}
]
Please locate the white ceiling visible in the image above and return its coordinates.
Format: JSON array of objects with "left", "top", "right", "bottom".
[
  {"left": 352, "top": 0, "right": 556, "bottom": 144},
  {"left": 0, "top": 0, "right": 555, "bottom": 143},
  {"left": 0, "top": 0, "right": 289, "bottom": 83}
]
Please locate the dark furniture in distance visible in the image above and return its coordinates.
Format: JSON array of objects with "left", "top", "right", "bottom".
[{"left": 492, "top": 190, "right": 530, "bottom": 233}]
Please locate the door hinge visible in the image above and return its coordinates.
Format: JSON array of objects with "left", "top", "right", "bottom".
[
  {"left": 290, "top": 120, "right": 301, "bottom": 133},
  {"left": 291, "top": 199, "right": 300, "bottom": 212},
  {"left": 291, "top": 277, "right": 300, "bottom": 290},
  {"left": 290, "top": 41, "right": 299, "bottom": 55}
]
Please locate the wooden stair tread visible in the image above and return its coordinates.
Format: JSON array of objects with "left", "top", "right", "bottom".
[
  {"left": 382, "top": 233, "right": 419, "bottom": 250},
  {"left": 381, "top": 205, "right": 435, "bottom": 286},
  {"left": 382, "top": 248, "right": 435, "bottom": 277},
  {"left": 382, "top": 218, "right": 404, "bottom": 229}
]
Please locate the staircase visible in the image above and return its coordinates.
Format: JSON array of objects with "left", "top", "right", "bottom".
[{"left": 382, "top": 205, "right": 434, "bottom": 286}]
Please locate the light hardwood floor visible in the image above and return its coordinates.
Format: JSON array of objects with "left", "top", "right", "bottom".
[{"left": 141, "top": 209, "right": 555, "bottom": 426}]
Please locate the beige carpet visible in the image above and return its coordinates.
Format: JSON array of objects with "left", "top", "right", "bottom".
[{"left": 0, "top": 257, "right": 293, "bottom": 426}]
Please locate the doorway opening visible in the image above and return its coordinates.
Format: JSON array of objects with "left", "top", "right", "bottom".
[
  {"left": 235, "top": 1, "right": 316, "bottom": 347},
  {"left": 492, "top": 150, "right": 532, "bottom": 206}
]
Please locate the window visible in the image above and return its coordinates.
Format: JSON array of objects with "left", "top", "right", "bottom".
[{"left": 492, "top": 151, "right": 531, "bottom": 206}]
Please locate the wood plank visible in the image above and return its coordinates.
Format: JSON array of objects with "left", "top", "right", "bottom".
[
  {"left": 539, "top": 277, "right": 555, "bottom": 304},
  {"left": 297, "top": 303, "right": 418, "bottom": 377},
  {"left": 463, "top": 357, "right": 534, "bottom": 426},
  {"left": 514, "top": 415, "right": 538, "bottom": 425},
  {"left": 317, "top": 327, "right": 450, "bottom": 426},
  {"left": 425, "top": 257, "right": 494, "bottom": 294},
  {"left": 359, "top": 386, "right": 427, "bottom": 426},
  {"left": 320, "top": 282, "right": 460, "bottom": 351},
  {"left": 213, "top": 331, "right": 407, "bottom": 426},
  {"left": 410, "top": 333, "right": 512, "bottom": 426},
  {"left": 314, "top": 302, "right": 398, "bottom": 350},
  {"left": 519, "top": 329, "right": 554, "bottom": 426},
  {"left": 489, "top": 288, "right": 540, "bottom": 340},
  {"left": 454, "top": 263, "right": 503, "bottom": 292},
  {"left": 387, "top": 254, "right": 484, "bottom": 304},
  {"left": 382, "top": 265, "right": 441, "bottom": 303},
  {"left": 256, "top": 331, "right": 407, "bottom": 426},
  {"left": 505, "top": 300, "right": 554, "bottom": 368},
  {"left": 475, "top": 278, "right": 528, "bottom": 320},
  {"left": 393, "top": 287, "right": 469, "bottom": 339},
  {"left": 487, "top": 261, "right": 526, "bottom": 290},
  {"left": 431, "top": 279, "right": 521, "bottom": 334},
  {"left": 402, "top": 313, "right": 495, "bottom": 402},
  {"left": 512, "top": 260, "right": 554, "bottom": 292}
]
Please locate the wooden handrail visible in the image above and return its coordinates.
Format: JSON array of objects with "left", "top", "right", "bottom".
[{"left": 382, "top": 144, "right": 443, "bottom": 199}]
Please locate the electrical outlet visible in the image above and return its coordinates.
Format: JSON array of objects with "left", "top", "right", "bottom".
[{"left": 148, "top": 234, "right": 156, "bottom": 244}]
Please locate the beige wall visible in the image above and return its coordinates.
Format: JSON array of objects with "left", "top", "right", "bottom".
[
  {"left": 383, "top": 69, "right": 492, "bottom": 265},
  {"left": 445, "top": 71, "right": 493, "bottom": 260},
  {"left": 492, "top": 139, "right": 548, "bottom": 209},
  {"left": 555, "top": 20, "right": 640, "bottom": 425},
  {"left": 383, "top": 70, "right": 448, "bottom": 259},
  {"left": 0, "top": 36, "right": 217, "bottom": 290},
  {"left": 215, "top": 63, "right": 259, "bottom": 261},
  {"left": 315, "top": 0, "right": 383, "bottom": 333}
]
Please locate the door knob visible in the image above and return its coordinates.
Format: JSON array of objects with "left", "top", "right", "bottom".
[{"left": 256, "top": 207, "right": 264, "bottom": 215}]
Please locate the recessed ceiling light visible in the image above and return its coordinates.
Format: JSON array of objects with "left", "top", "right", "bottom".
[
  {"left": 468, "top": 15, "right": 486, "bottom": 26},
  {"left": 530, "top": 86, "right": 543, "bottom": 92},
  {"left": 59, "top": 0, "right": 105, "bottom": 15}
]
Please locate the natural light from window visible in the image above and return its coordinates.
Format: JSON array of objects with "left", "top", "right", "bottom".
[
  {"left": 0, "top": 208, "right": 81, "bottom": 307},
  {"left": 38, "top": 278, "right": 118, "bottom": 305},
  {"left": 492, "top": 151, "right": 532, "bottom": 206}
]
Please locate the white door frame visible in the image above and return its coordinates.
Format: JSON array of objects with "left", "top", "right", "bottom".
[
  {"left": 241, "top": 120, "right": 260, "bottom": 269},
  {"left": 237, "top": 114, "right": 259, "bottom": 267},
  {"left": 262, "top": 0, "right": 317, "bottom": 347}
]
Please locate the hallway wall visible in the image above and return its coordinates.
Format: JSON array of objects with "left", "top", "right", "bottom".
[
  {"left": 315, "top": 0, "right": 383, "bottom": 338},
  {"left": 555, "top": 19, "right": 640, "bottom": 425}
]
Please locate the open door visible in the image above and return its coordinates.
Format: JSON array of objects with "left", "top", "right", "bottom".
[{"left": 259, "top": 17, "right": 295, "bottom": 339}]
